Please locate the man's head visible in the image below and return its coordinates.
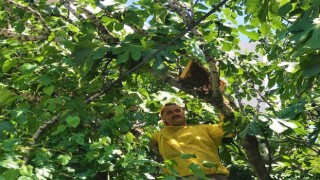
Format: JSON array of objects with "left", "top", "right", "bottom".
[{"left": 160, "top": 103, "right": 187, "bottom": 126}]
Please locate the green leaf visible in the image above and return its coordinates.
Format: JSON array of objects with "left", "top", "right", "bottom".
[
  {"left": 289, "top": 10, "right": 313, "bottom": 32},
  {"left": 67, "top": 24, "right": 80, "bottom": 33},
  {"left": 299, "top": 54, "right": 320, "bottom": 77},
  {"left": 43, "top": 85, "right": 54, "bottom": 96},
  {"left": 249, "top": 121, "right": 262, "bottom": 135},
  {"left": 269, "top": 118, "right": 297, "bottom": 133},
  {"left": 311, "top": 0, "right": 320, "bottom": 6},
  {"left": 19, "top": 165, "right": 33, "bottom": 176},
  {"left": 246, "top": 0, "right": 260, "bottom": 13},
  {"left": 2, "top": 60, "right": 16, "bottom": 73},
  {"left": 258, "top": 0, "right": 268, "bottom": 22},
  {"left": 181, "top": 153, "right": 197, "bottom": 159},
  {"left": 20, "top": 63, "right": 37, "bottom": 74},
  {"left": 51, "top": 125, "right": 67, "bottom": 135},
  {"left": 92, "top": 47, "right": 108, "bottom": 60},
  {"left": 72, "top": 133, "right": 85, "bottom": 145},
  {"left": 0, "top": 88, "right": 17, "bottom": 105},
  {"left": 101, "top": 16, "right": 114, "bottom": 25},
  {"left": 259, "top": 22, "right": 269, "bottom": 36},
  {"left": 86, "top": 151, "right": 99, "bottom": 162},
  {"left": 222, "top": 42, "right": 233, "bottom": 51},
  {"left": 306, "top": 25, "right": 320, "bottom": 49},
  {"left": 57, "top": 154, "right": 71, "bottom": 165},
  {"left": 153, "top": 58, "right": 168, "bottom": 74},
  {"left": 71, "top": 41, "right": 97, "bottom": 76},
  {"left": 130, "top": 45, "right": 142, "bottom": 61},
  {"left": 124, "top": 93, "right": 143, "bottom": 106},
  {"left": 66, "top": 115, "right": 80, "bottom": 128},
  {"left": 188, "top": 164, "right": 207, "bottom": 179},
  {"left": 3, "top": 169, "right": 19, "bottom": 180},
  {"left": 15, "top": 22, "right": 25, "bottom": 33},
  {"left": 2, "top": 139, "right": 17, "bottom": 151},
  {"left": 188, "top": 39, "right": 205, "bottom": 61},
  {"left": 238, "top": 26, "right": 260, "bottom": 40},
  {"left": 39, "top": 75, "right": 52, "bottom": 86},
  {"left": 0, "top": 159, "right": 19, "bottom": 169},
  {"left": 278, "top": 3, "right": 292, "bottom": 16},
  {"left": 196, "top": 3, "right": 208, "bottom": 10},
  {"left": 203, "top": 161, "right": 218, "bottom": 168},
  {"left": 114, "top": 22, "right": 124, "bottom": 31},
  {"left": 17, "top": 176, "right": 34, "bottom": 180},
  {"left": 0, "top": 121, "right": 15, "bottom": 139},
  {"left": 117, "top": 51, "right": 129, "bottom": 64},
  {"left": 120, "top": 123, "right": 130, "bottom": 133},
  {"left": 115, "top": 105, "right": 125, "bottom": 114},
  {"left": 112, "top": 45, "right": 126, "bottom": 55}
]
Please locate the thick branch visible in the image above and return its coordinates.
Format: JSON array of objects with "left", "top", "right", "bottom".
[
  {"left": 241, "top": 135, "right": 272, "bottom": 180},
  {"left": 206, "top": 56, "right": 271, "bottom": 180},
  {"left": 0, "top": 29, "right": 48, "bottom": 41},
  {"left": 207, "top": 59, "right": 234, "bottom": 119},
  {"left": 61, "top": 0, "right": 118, "bottom": 43},
  {"left": 162, "top": 0, "right": 202, "bottom": 36}
]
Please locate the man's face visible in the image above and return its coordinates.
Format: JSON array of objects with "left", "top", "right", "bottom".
[{"left": 161, "top": 105, "right": 186, "bottom": 126}]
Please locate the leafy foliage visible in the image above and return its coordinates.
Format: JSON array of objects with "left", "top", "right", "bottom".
[{"left": 0, "top": 0, "right": 319, "bottom": 179}]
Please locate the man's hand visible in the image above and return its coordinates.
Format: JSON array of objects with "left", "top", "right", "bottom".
[{"left": 148, "top": 139, "right": 163, "bottom": 162}]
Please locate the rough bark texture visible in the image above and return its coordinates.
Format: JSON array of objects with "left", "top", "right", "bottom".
[{"left": 242, "top": 135, "right": 272, "bottom": 180}]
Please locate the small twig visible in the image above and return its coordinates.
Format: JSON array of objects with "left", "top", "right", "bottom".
[
  {"left": 193, "top": 0, "right": 200, "bottom": 7},
  {"left": 23, "top": 114, "right": 61, "bottom": 164},
  {"left": 61, "top": 0, "right": 118, "bottom": 43},
  {"left": 238, "top": 63, "right": 276, "bottom": 114},
  {"left": 1, "top": 0, "right": 50, "bottom": 41},
  {"left": 5, "top": 0, "right": 50, "bottom": 33}
]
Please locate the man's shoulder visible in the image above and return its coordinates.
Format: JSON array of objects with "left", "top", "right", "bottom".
[{"left": 193, "top": 123, "right": 221, "bottom": 128}]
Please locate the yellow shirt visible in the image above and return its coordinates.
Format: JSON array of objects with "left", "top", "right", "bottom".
[{"left": 152, "top": 124, "right": 229, "bottom": 177}]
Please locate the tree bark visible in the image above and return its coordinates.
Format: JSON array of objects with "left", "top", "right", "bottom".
[{"left": 242, "top": 134, "right": 272, "bottom": 180}]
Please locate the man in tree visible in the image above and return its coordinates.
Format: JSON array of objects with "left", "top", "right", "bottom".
[{"left": 150, "top": 102, "right": 230, "bottom": 180}]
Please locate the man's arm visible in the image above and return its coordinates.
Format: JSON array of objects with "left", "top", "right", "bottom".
[{"left": 148, "top": 139, "right": 163, "bottom": 162}]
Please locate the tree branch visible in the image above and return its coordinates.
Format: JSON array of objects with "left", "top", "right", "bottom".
[
  {"left": 23, "top": 114, "right": 61, "bottom": 164},
  {"left": 205, "top": 54, "right": 271, "bottom": 180},
  {"left": 60, "top": 0, "right": 119, "bottom": 43},
  {"left": 1, "top": 0, "right": 50, "bottom": 41},
  {"left": 5, "top": 0, "right": 50, "bottom": 33},
  {"left": 241, "top": 135, "right": 272, "bottom": 180},
  {"left": 0, "top": 29, "right": 48, "bottom": 41}
]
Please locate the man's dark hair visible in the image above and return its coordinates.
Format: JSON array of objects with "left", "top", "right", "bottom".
[{"left": 160, "top": 103, "right": 178, "bottom": 116}]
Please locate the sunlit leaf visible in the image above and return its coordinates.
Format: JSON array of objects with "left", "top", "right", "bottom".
[
  {"left": 269, "top": 118, "right": 297, "bottom": 133},
  {"left": 43, "top": 85, "right": 54, "bottom": 96},
  {"left": 57, "top": 154, "right": 71, "bottom": 165},
  {"left": 2, "top": 60, "right": 16, "bottom": 73},
  {"left": 0, "top": 159, "right": 19, "bottom": 169}
]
